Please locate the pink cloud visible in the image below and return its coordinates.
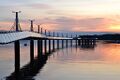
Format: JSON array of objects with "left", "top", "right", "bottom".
[
  {"left": 28, "top": 3, "right": 52, "bottom": 9},
  {"left": 0, "top": 16, "right": 119, "bottom": 32}
]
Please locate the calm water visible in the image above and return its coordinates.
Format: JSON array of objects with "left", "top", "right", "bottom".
[{"left": 0, "top": 41, "right": 120, "bottom": 80}]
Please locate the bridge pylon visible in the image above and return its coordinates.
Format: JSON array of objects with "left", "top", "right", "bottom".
[{"left": 11, "top": 11, "right": 22, "bottom": 32}]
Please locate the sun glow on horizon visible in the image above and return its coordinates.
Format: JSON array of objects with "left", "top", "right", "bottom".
[
  {"left": 0, "top": 0, "right": 120, "bottom": 32},
  {"left": 108, "top": 25, "right": 120, "bottom": 31}
]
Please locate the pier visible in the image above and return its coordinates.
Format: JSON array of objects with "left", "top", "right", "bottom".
[{"left": 0, "top": 12, "right": 96, "bottom": 79}]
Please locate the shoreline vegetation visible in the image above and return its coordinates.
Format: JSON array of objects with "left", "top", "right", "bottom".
[{"left": 78, "top": 34, "right": 120, "bottom": 43}]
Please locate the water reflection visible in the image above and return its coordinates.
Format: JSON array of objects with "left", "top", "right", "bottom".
[
  {"left": 80, "top": 44, "right": 96, "bottom": 49},
  {"left": 6, "top": 42, "right": 96, "bottom": 80},
  {"left": 3, "top": 41, "right": 120, "bottom": 80},
  {"left": 34, "top": 43, "right": 120, "bottom": 80},
  {"left": 6, "top": 51, "right": 53, "bottom": 80}
]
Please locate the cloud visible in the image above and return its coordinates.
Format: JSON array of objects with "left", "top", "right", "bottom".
[
  {"left": 0, "top": 14, "right": 118, "bottom": 32},
  {"left": 0, "top": 21, "right": 13, "bottom": 30},
  {"left": 27, "top": 3, "right": 52, "bottom": 9},
  {"left": 54, "top": 17, "right": 108, "bottom": 31},
  {"left": 34, "top": 17, "right": 109, "bottom": 32}
]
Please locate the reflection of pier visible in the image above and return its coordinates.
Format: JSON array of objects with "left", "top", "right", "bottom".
[
  {"left": 78, "top": 38, "right": 96, "bottom": 49},
  {"left": 6, "top": 50, "right": 54, "bottom": 80}
]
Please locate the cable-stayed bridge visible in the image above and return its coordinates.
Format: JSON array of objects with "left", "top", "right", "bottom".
[{"left": 0, "top": 12, "right": 96, "bottom": 80}]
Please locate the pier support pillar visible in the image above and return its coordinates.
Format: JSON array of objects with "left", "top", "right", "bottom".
[
  {"left": 57, "top": 40, "right": 59, "bottom": 49},
  {"left": 70, "top": 40, "right": 72, "bottom": 47},
  {"left": 14, "top": 40, "right": 20, "bottom": 73},
  {"left": 40, "top": 39, "right": 43, "bottom": 55},
  {"left": 53, "top": 40, "right": 55, "bottom": 50},
  {"left": 30, "top": 40, "right": 34, "bottom": 62},
  {"left": 38, "top": 40, "right": 43, "bottom": 58},
  {"left": 62, "top": 40, "right": 64, "bottom": 48},
  {"left": 49, "top": 39, "right": 51, "bottom": 52},
  {"left": 78, "top": 40, "right": 80, "bottom": 45},
  {"left": 66, "top": 39, "right": 68, "bottom": 48},
  {"left": 76, "top": 39, "right": 78, "bottom": 46},
  {"left": 44, "top": 39, "right": 47, "bottom": 54}
]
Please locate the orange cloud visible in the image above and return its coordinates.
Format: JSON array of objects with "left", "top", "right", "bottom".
[
  {"left": 1, "top": 16, "right": 120, "bottom": 33},
  {"left": 0, "top": 21, "right": 13, "bottom": 31}
]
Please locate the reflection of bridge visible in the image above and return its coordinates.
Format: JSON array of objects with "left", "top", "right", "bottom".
[{"left": 0, "top": 12, "right": 96, "bottom": 79}]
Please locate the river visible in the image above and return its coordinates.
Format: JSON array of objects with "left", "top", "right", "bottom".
[{"left": 0, "top": 41, "right": 120, "bottom": 80}]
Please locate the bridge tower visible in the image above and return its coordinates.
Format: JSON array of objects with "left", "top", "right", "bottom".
[
  {"left": 37, "top": 25, "right": 43, "bottom": 58},
  {"left": 10, "top": 11, "right": 22, "bottom": 31},
  {"left": 12, "top": 11, "right": 21, "bottom": 74},
  {"left": 30, "top": 20, "right": 35, "bottom": 62}
]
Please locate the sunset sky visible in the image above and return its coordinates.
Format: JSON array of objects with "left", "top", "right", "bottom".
[{"left": 0, "top": 0, "right": 120, "bottom": 32}]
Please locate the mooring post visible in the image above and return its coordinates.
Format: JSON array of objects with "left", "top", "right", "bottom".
[
  {"left": 53, "top": 32, "right": 55, "bottom": 50},
  {"left": 30, "top": 20, "right": 34, "bottom": 62},
  {"left": 57, "top": 33, "right": 59, "bottom": 49},
  {"left": 14, "top": 40, "right": 20, "bottom": 73}
]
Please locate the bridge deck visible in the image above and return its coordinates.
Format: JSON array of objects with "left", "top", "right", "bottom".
[{"left": 0, "top": 31, "right": 72, "bottom": 44}]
